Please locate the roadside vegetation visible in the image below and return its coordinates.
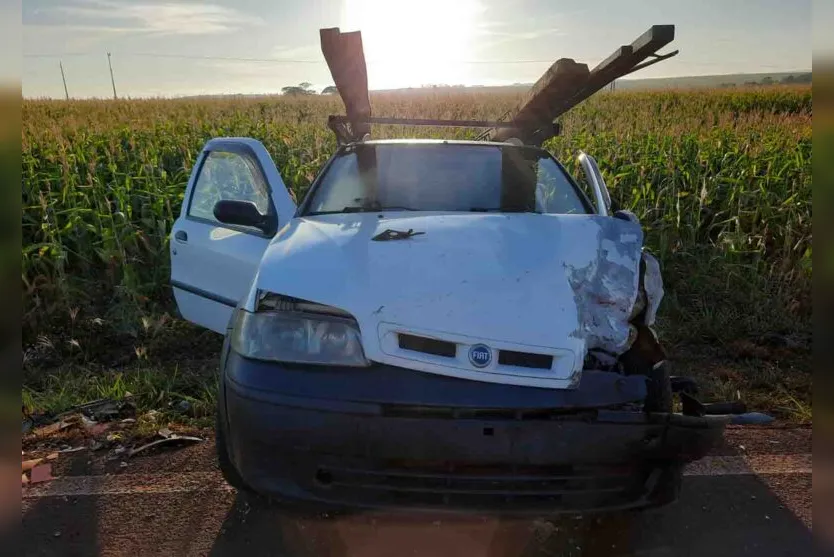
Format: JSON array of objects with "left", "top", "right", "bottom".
[{"left": 22, "top": 85, "right": 812, "bottom": 423}]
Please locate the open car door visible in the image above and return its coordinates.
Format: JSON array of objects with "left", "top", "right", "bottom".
[{"left": 170, "top": 138, "right": 296, "bottom": 333}]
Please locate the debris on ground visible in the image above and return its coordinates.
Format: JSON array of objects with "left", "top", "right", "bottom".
[
  {"left": 31, "top": 419, "right": 73, "bottom": 437},
  {"left": 29, "top": 463, "right": 54, "bottom": 484},
  {"left": 22, "top": 458, "right": 43, "bottom": 472},
  {"left": 68, "top": 397, "right": 136, "bottom": 422},
  {"left": 730, "top": 412, "right": 776, "bottom": 425},
  {"left": 24, "top": 396, "right": 137, "bottom": 443},
  {"left": 128, "top": 430, "right": 203, "bottom": 458}
]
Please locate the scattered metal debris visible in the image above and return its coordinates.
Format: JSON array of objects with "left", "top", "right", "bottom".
[
  {"left": 128, "top": 432, "right": 204, "bottom": 458},
  {"left": 65, "top": 398, "right": 135, "bottom": 422}
]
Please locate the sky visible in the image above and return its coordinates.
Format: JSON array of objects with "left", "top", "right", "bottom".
[{"left": 21, "top": 0, "right": 812, "bottom": 99}]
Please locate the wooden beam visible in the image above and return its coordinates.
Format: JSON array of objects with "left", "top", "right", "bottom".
[
  {"left": 320, "top": 27, "right": 371, "bottom": 138},
  {"left": 492, "top": 58, "right": 589, "bottom": 142},
  {"left": 544, "top": 25, "right": 676, "bottom": 120},
  {"left": 493, "top": 25, "right": 676, "bottom": 143},
  {"left": 630, "top": 25, "right": 675, "bottom": 58}
]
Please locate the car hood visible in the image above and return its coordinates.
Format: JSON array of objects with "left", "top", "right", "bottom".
[{"left": 249, "top": 212, "right": 647, "bottom": 388}]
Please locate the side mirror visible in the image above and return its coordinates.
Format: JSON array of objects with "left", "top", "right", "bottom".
[{"left": 213, "top": 200, "right": 276, "bottom": 235}]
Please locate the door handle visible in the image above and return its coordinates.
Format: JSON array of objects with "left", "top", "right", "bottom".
[{"left": 175, "top": 230, "right": 188, "bottom": 243}]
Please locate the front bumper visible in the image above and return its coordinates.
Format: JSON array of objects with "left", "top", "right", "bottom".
[{"left": 221, "top": 351, "right": 726, "bottom": 515}]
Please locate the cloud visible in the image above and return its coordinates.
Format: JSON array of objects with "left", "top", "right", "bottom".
[{"left": 45, "top": 0, "right": 263, "bottom": 36}]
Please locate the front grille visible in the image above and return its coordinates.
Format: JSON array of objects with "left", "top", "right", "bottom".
[
  {"left": 498, "top": 349, "right": 553, "bottom": 369},
  {"left": 398, "top": 334, "right": 457, "bottom": 358},
  {"left": 312, "top": 460, "right": 648, "bottom": 511},
  {"left": 396, "top": 332, "right": 556, "bottom": 371}
]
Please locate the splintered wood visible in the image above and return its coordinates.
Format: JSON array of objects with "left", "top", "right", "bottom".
[{"left": 320, "top": 27, "right": 372, "bottom": 138}]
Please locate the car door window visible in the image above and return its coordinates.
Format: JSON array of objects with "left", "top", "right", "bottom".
[
  {"left": 534, "top": 158, "right": 590, "bottom": 215},
  {"left": 188, "top": 150, "right": 271, "bottom": 229}
]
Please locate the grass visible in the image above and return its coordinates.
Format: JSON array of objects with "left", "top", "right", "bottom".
[
  {"left": 23, "top": 359, "right": 221, "bottom": 429},
  {"left": 21, "top": 85, "right": 812, "bottom": 423}
]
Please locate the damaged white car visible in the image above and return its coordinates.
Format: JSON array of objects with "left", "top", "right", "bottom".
[{"left": 169, "top": 24, "right": 726, "bottom": 515}]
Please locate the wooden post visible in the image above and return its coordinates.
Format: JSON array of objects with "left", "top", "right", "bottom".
[
  {"left": 59, "top": 61, "right": 69, "bottom": 100},
  {"left": 107, "top": 52, "right": 117, "bottom": 100}
]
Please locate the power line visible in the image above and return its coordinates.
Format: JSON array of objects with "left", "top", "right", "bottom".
[
  {"left": 23, "top": 52, "right": 558, "bottom": 64},
  {"left": 22, "top": 51, "right": 806, "bottom": 70}
]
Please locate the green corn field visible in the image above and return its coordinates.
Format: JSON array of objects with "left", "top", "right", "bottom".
[{"left": 22, "top": 85, "right": 812, "bottom": 345}]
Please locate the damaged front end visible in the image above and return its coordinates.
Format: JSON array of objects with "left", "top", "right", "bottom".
[
  {"left": 567, "top": 211, "right": 665, "bottom": 370},
  {"left": 567, "top": 210, "right": 714, "bottom": 418}
]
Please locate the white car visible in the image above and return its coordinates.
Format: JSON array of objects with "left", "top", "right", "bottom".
[{"left": 170, "top": 136, "right": 725, "bottom": 515}]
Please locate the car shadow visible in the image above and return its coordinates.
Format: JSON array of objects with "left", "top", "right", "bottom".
[
  {"left": 208, "top": 473, "right": 812, "bottom": 557},
  {"left": 20, "top": 453, "right": 101, "bottom": 557}
]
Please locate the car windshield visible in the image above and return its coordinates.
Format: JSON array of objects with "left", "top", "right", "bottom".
[{"left": 304, "top": 143, "right": 591, "bottom": 215}]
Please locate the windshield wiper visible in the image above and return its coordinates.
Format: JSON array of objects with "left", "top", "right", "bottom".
[{"left": 371, "top": 228, "right": 425, "bottom": 241}]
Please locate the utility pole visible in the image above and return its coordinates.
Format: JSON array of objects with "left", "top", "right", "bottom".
[
  {"left": 107, "top": 52, "right": 118, "bottom": 99},
  {"left": 59, "top": 61, "right": 69, "bottom": 100}
]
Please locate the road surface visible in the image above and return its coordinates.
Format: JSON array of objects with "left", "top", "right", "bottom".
[{"left": 21, "top": 426, "right": 811, "bottom": 557}]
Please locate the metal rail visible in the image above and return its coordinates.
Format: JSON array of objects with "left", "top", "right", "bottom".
[{"left": 328, "top": 115, "right": 519, "bottom": 129}]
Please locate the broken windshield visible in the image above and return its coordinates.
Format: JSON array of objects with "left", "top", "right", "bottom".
[{"left": 304, "top": 144, "right": 592, "bottom": 216}]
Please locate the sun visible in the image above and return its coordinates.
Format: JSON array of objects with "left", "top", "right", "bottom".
[{"left": 341, "top": 0, "right": 484, "bottom": 89}]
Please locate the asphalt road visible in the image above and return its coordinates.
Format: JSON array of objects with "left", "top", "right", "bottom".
[{"left": 21, "top": 426, "right": 812, "bottom": 557}]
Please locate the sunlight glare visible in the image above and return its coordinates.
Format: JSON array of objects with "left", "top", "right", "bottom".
[{"left": 342, "top": 0, "right": 484, "bottom": 89}]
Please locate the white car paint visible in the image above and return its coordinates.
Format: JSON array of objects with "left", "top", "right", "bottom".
[{"left": 171, "top": 138, "right": 662, "bottom": 389}]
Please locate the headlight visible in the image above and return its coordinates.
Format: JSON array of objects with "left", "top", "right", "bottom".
[{"left": 230, "top": 307, "right": 369, "bottom": 367}]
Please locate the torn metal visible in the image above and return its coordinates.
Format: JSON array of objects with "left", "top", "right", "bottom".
[{"left": 566, "top": 213, "right": 666, "bottom": 374}]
